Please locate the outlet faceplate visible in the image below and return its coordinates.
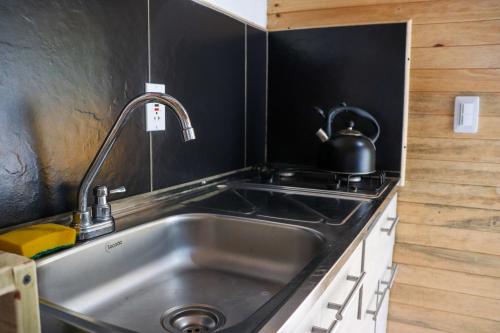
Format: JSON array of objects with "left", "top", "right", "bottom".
[
  {"left": 145, "top": 83, "right": 166, "bottom": 131},
  {"left": 454, "top": 96, "right": 480, "bottom": 133}
]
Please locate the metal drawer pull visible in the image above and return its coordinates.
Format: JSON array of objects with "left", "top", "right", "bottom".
[
  {"left": 380, "top": 263, "right": 398, "bottom": 289},
  {"left": 311, "top": 320, "right": 338, "bottom": 333},
  {"left": 310, "top": 271, "right": 366, "bottom": 333},
  {"left": 328, "top": 271, "right": 366, "bottom": 320},
  {"left": 366, "top": 264, "right": 398, "bottom": 320},
  {"left": 381, "top": 215, "right": 399, "bottom": 235}
]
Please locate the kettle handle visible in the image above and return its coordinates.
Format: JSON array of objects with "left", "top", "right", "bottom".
[{"left": 326, "top": 106, "right": 380, "bottom": 143}]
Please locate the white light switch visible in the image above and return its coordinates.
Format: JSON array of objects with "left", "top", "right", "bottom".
[
  {"left": 145, "top": 83, "right": 166, "bottom": 132},
  {"left": 454, "top": 96, "right": 479, "bottom": 133}
]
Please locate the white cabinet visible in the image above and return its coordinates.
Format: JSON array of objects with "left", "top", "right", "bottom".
[
  {"left": 280, "top": 243, "right": 364, "bottom": 333},
  {"left": 279, "top": 194, "right": 399, "bottom": 333}
]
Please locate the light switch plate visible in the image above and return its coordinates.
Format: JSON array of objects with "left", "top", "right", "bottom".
[
  {"left": 454, "top": 96, "right": 480, "bottom": 133},
  {"left": 145, "top": 83, "right": 166, "bottom": 132}
]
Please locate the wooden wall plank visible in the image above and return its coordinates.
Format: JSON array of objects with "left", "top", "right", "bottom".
[
  {"left": 396, "top": 223, "right": 500, "bottom": 256},
  {"left": 411, "top": 69, "right": 500, "bottom": 92},
  {"left": 389, "top": 303, "right": 500, "bottom": 333},
  {"left": 388, "top": 321, "right": 448, "bottom": 333},
  {"left": 408, "top": 114, "right": 500, "bottom": 140},
  {"left": 398, "top": 201, "right": 500, "bottom": 233},
  {"left": 410, "top": 92, "right": 500, "bottom": 117},
  {"left": 395, "top": 264, "right": 500, "bottom": 299},
  {"left": 412, "top": 20, "right": 500, "bottom": 47},
  {"left": 398, "top": 181, "right": 500, "bottom": 210},
  {"left": 268, "top": 0, "right": 500, "bottom": 30},
  {"left": 268, "top": 0, "right": 433, "bottom": 14},
  {"left": 412, "top": 45, "right": 500, "bottom": 69},
  {"left": 405, "top": 159, "right": 500, "bottom": 187},
  {"left": 391, "top": 283, "right": 500, "bottom": 321},
  {"left": 407, "top": 137, "right": 500, "bottom": 163},
  {"left": 394, "top": 243, "right": 500, "bottom": 278}
]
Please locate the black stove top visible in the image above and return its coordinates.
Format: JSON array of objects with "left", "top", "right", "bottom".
[{"left": 253, "top": 167, "right": 391, "bottom": 199}]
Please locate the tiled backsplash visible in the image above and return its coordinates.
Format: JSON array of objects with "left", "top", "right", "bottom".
[{"left": 0, "top": 0, "right": 266, "bottom": 228}]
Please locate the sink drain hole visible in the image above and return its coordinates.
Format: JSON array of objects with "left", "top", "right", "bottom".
[{"left": 161, "top": 305, "right": 226, "bottom": 333}]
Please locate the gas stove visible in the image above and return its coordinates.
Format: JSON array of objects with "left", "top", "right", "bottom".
[{"left": 251, "top": 167, "right": 391, "bottom": 199}]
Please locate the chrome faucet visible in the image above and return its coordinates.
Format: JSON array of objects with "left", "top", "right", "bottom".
[{"left": 72, "top": 92, "right": 196, "bottom": 241}]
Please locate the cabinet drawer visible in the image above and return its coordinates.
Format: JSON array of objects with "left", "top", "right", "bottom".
[{"left": 282, "top": 243, "right": 363, "bottom": 333}]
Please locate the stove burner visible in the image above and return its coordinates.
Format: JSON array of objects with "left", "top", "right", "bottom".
[{"left": 258, "top": 167, "right": 389, "bottom": 199}]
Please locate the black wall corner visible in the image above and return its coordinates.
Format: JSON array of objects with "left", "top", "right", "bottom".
[
  {"left": 0, "top": 0, "right": 267, "bottom": 228},
  {"left": 150, "top": 0, "right": 246, "bottom": 189},
  {"left": 0, "top": 0, "right": 149, "bottom": 228},
  {"left": 268, "top": 24, "right": 407, "bottom": 172},
  {"left": 246, "top": 26, "right": 267, "bottom": 166}
]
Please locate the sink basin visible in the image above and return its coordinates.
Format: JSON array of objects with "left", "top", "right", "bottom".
[{"left": 37, "top": 213, "right": 325, "bottom": 333}]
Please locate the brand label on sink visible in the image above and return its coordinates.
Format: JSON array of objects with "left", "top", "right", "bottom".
[{"left": 105, "top": 240, "right": 123, "bottom": 253}]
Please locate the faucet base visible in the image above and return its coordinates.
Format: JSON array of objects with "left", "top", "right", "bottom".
[{"left": 72, "top": 211, "right": 115, "bottom": 241}]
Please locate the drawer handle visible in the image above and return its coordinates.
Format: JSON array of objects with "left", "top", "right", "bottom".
[
  {"left": 381, "top": 216, "right": 399, "bottom": 236},
  {"left": 311, "top": 320, "right": 338, "bottom": 333},
  {"left": 329, "top": 272, "right": 366, "bottom": 320},
  {"left": 366, "top": 264, "right": 398, "bottom": 320},
  {"left": 311, "top": 272, "right": 366, "bottom": 333}
]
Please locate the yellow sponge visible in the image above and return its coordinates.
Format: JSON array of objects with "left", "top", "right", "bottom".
[{"left": 0, "top": 223, "right": 76, "bottom": 259}]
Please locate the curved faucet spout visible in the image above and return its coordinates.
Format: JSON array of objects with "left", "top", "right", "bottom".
[{"left": 72, "top": 92, "right": 195, "bottom": 239}]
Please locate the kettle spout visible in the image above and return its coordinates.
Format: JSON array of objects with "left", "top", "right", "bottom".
[{"left": 316, "top": 128, "right": 329, "bottom": 143}]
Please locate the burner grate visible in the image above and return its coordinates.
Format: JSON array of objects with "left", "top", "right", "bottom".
[{"left": 257, "top": 167, "right": 389, "bottom": 198}]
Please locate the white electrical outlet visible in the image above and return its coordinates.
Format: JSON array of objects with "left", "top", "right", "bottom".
[{"left": 145, "top": 83, "right": 166, "bottom": 131}]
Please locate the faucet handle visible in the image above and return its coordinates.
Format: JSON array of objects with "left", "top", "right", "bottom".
[
  {"left": 93, "top": 185, "right": 126, "bottom": 204},
  {"left": 110, "top": 186, "right": 126, "bottom": 195}
]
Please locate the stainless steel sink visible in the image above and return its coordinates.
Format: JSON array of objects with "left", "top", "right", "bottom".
[{"left": 37, "top": 213, "right": 325, "bottom": 333}]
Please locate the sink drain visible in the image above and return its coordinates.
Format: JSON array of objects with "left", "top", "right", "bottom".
[{"left": 161, "top": 305, "right": 226, "bottom": 333}]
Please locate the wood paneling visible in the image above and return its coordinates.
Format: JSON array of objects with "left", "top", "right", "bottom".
[
  {"left": 408, "top": 114, "right": 500, "bottom": 140},
  {"left": 391, "top": 283, "right": 500, "bottom": 321},
  {"left": 410, "top": 92, "right": 500, "bottom": 116},
  {"left": 412, "top": 45, "right": 500, "bottom": 69},
  {"left": 268, "top": 0, "right": 433, "bottom": 13},
  {"left": 399, "top": 181, "right": 500, "bottom": 210},
  {"left": 388, "top": 321, "right": 448, "bottom": 333},
  {"left": 389, "top": 303, "right": 500, "bottom": 333},
  {"left": 268, "top": 0, "right": 500, "bottom": 30},
  {"left": 396, "top": 223, "right": 500, "bottom": 255},
  {"left": 394, "top": 243, "right": 500, "bottom": 278},
  {"left": 396, "top": 264, "right": 500, "bottom": 299},
  {"left": 405, "top": 159, "right": 500, "bottom": 186},
  {"left": 412, "top": 20, "right": 500, "bottom": 47},
  {"left": 407, "top": 137, "right": 500, "bottom": 163},
  {"left": 398, "top": 202, "right": 500, "bottom": 233},
  {"left": 269, "top": 1, "right": 500, "bottom": 332},
  {"left": 411, "top": 69, "right": 500, "bottom": 92}
]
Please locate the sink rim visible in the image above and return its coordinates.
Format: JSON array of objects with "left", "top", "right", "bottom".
[{"left": 37, "top": 212, "right": 327, "bottom": 268}]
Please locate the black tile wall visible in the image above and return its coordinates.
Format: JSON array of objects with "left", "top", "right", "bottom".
[
  {"left": 267, "top": 24, "right": 407, "bottom": 172},
  {"left": 246, "top": 26, "right": 267, "bottom": 166},
  {"left": 0, "top": 0, "right": 267, "bottom": 228},
  {"left": 150, "top": 0, "right": 246, "bottom": 189},
  {"left": 0, "top": 0, "right": 149, "bottom": 228}
]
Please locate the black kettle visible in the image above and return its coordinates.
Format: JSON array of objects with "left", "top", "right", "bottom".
[{"left": 315, "top": 105, "right": 380, "bottom": 175}]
